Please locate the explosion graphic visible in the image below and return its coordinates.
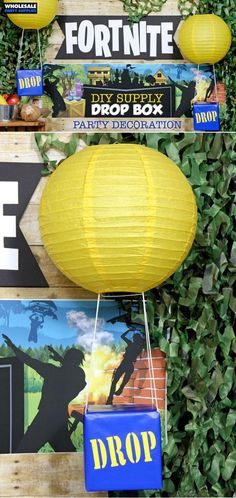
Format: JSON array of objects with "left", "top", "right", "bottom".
[
  {"left": 67, "top": 309, "right": 123, "bottom": 406},
  {"left": 72, "top": 346, "right": 123, "bottom": 405}
]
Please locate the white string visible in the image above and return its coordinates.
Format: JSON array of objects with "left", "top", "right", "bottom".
[
  {"left": 16, "top": 29, "right": 42, "bottom": 72},
  {"left": 37, "top": 30, "right": 43, "bottom": 70},
  {"left": 142, "top": 292, "right": 159, "bottom": 412},
  {"left": 195, "top": 64, "right": 201, "bottom": 101},
  {"left": 85, "top": 293, "right": 167, "bottom": 446},
  {"left": 85, "top": 293, "right": 101, "bottom": 412},
  {"left": 212, "top": 64, "right": 219, "bottom": 104},
  {"left": 86, "top": 294, "right": 162, "bottom": 424},
  {"left": 164, "top": 370, "right": 168, "bottom": 445},
  {"left": 16, "top": 29, "right": 25, "bottom": 72}
]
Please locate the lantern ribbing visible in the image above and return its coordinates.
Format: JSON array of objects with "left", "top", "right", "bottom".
[{"left": 39, "top": 144, "right": 197, "bottom": 294}]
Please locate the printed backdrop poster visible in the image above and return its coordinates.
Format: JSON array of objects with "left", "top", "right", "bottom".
[
  {"left": 0, "top": 299, "right": 166, "bottom": 454},
  {"left": 31, "top": 63, "right": 226, "bottom": 132}
]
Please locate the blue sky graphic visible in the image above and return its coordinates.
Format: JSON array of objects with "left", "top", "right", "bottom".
[
  {"left": 0, "top": 300, "right": 128, "bottom": 349},
  {"left": 84, "top": 63, "right": 213, "bottom": 82}
]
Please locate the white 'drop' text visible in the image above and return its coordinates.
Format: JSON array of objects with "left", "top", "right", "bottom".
[{"left": 0, "top": 182, "right": 19, "bottom": 271}]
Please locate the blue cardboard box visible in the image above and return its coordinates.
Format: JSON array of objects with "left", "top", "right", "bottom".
[
  {"left": 84, "top": 405, "right": 162, "bottom": 491},
  {"left": 193, "top": 103, "right": 220, "bottom": 131},
  {"left": 16, "top": 69, "right": 43, "bottom": 97}
]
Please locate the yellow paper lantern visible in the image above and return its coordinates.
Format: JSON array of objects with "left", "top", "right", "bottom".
[
  {"left": 4, "top": 0, "right": 58, "bottom": 29},
  {"left": 178, "top": 14, "right": 232, "bottom": 64},
  {"left": 39, "top": 145, "right": 197, "bottom": 294}
]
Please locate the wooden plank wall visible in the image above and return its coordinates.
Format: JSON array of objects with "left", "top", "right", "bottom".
[{"left": 0, "top": 453, "right": 106, "bottom": 498}]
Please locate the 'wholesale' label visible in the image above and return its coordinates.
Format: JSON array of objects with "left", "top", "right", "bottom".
[{"left": 4, "top": 3, "right": 37, "bottom": 14}]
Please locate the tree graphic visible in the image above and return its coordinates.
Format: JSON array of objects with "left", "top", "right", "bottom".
[{"left": 0, "top": 301, "right": 25, "bottom": 328}]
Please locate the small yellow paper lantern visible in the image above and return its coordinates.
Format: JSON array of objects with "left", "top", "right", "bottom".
[
  {"left": 4, "top": 0, "right": 58, "bottom": 30},
  {"left": 39, "top": 145, "right": 197, "bottom": 293},
  {"left": 178, "top": 14, "right": 232, "bottom": 64}
]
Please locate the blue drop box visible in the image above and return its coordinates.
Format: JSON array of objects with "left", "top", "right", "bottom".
[
  {"left": 84, "top": 405, "right": 162, "bottom": 492},
  {"left": 193, "top": 103, "right": 220, "bottom": 131},
  {"left": 16, "top": 69, "right": 43, "bottom": 97}
]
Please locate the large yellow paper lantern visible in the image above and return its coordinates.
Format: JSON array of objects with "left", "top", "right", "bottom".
[
  {"left": 39, "top": 145, "right": 197, "bottom": 293},
  {"left": 178, "top": 14, "right": 232, "bottom": 64},
  {"left": 4, "top": 0, "right": 58, "bottom": 29}
]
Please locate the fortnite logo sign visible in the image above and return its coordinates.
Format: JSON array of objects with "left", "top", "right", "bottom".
[
  {"left": 56, "top": 16, "right": 182, "bottom": 60},
  {"left": 0, "top": 163, "right": 48, "bottom": 287}
]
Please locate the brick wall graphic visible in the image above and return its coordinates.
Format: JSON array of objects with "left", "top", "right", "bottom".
[
  {"left": 109, "top": 348, "right": 166, "bottom": 411},
  {"left": 207, "top": 83, "right": 226, "bottom": 105},
  {"left": 69, "top": 348, "right": 166, "bottom": 414}
]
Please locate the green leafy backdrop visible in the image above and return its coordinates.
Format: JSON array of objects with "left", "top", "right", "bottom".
[{"left": 35, "top": 132, "right": 236, "bottom": 497}]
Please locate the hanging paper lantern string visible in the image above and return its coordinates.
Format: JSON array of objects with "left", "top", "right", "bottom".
[
  {"left": 4, "top": 0, "right": 58, "bottom": 98},
  {"left": 192, "top": 63, "right": 220, "bottom": 132},
  {"left": 39, "top": 144, "right": 197, "bottom": 294},
  {"left": 178, "top": 14, "right": 231, "bottom": 132},
  {"left": 16, "top": 29, "right": 44, "bottom": 97}
]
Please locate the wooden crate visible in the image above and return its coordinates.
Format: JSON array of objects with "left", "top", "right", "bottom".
[{"left": 66, "top": 100, "right": 86, "bottom": 118}]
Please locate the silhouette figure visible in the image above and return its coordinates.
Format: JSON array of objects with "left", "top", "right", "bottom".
[
  {"left": 145, "top": 74, "right": 156, "bottom": 86},
  {"left": 47, "top": 345, "right": 64, "bottom": 363},
  {"left": 114, "top": 68, "right": 120, "bottom": 84},
  {"left": 2, "top": 334, "right": 86, "bottom": 453},
  {"left": 106, "top": 329, "right": 145, "bottom": 405},
  {"left": 43, "top": 65, "right": 67, "bottom": 117},
  {"left": 28, "top": 314, "right": 44, "bottom": 343},
  {"left": 139, "top": 75, "right": 144, "bottom": 86},
  {"left": 205, "top": 77, "right": 215, "bottom": 101},
  {"left": 169, "top": 77, "right": 196, "bottom": 117},
  {"left": 133, "top": 73, "right": 139, "bottom": 86},
  {"left": 68, "top": 410, "right": 84, "bottom": 436},
  {"left": 27, "top": 301, "right": 57, "bottom": 343},
  {"left": 107, "top": 301, "right": 142, "bottom": 331},
  {"left": 121, "top": 65, "right": 136, "bottom": 87}
]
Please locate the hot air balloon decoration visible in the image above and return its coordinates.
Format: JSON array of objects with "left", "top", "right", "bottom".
[
  {"left": 178, "top": 14, "right": 231, "bottom": 131},
  {"left": 39, "top": 143, "right": 197, "bottom": 491},
  {"left": 4, "top": 0, "right": 58, "bottom": 97}
]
